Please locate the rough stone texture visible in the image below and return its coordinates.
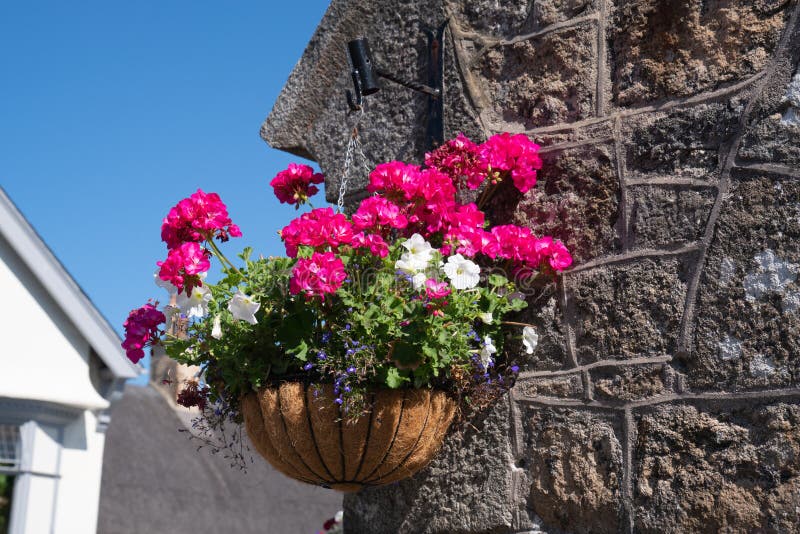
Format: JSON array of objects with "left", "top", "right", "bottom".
[
  {"left": 476, "top": 24, "right": 597, "bottom": 129},
  {"left": 738, "top": 19, "right": 800, "bottom": 168},
  {"left": 625, "top": 185, "right": 714, "bottom": 249},
  {"left": 634, "top": 401, "right": 800, "bottom": 533},
  {"left": 688, "top": 174, "right": 800, "bottom": 391},
  {"left": 591, "top": 363, "right": 668, "bottom": 401},
  {"left": 520, "top": 407, "right": 624, "bottom": 534},
  {"left": 611, "top": 0, "right": 791, "bottom": 106},
  {"left": 343, "top": 399, "right": 515, "bottom": 534},
  {"left": 569, "top": 258, "right": 690, "bottom": 363},
  {"left": 447, "top": 0, "right": 597, "bottom": 38},
  {"left": 516, "top": 143, "right": 620, "bottom": 264},
  {"left": 622, "top": 101, "right": 745, "bottom": 182},
  {"left": 513, "top": 288, "right": 570, "bottom": 372},
  {"left": 518, "top": 373, "right": 584, "bottom": 399},
  {"left": 261, "top": 0, "right": 800, "bottom": 532}
]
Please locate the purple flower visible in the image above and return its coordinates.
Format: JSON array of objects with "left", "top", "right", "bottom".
[
  {"left": 317, "top": 351, "right": 327, "bottom": 360},
  {"left": 344, "top": 385, "right": 352, "bottom": 393},
  {"left": 303, "top": 362, "right": 314, "bottom": 371},
  {"left": 334, "top": 398, "right": 343, "bottom": 405},
  {"left": 321, "top": 332, "right": 331, "bottom": 344},
  {"left": 510, "top": 365, "right": 520, "bottom": 374},
  {"left": 347, "top": 366, "right": 356, "bottom": 374},
  {"left": 345, "top": 324, "right": 351, "bottom": 331}
]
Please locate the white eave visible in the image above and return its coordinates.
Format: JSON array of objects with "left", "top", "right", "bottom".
[{"left": 0, "top": 187, "right": 139, "bottom": 381}]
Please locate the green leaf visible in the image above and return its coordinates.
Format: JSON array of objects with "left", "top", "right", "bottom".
[
  {"left": 488, "top": 274, "right": 508, "bottom": 287},
  {"left": 510, "top": 298, "right": 528, "bottom": 311},
  {"left": 385, "top": 368, "right": 409, "bottom": 388}
]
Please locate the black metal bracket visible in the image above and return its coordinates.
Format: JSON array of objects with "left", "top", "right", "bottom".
[{"left": 345, "top": 21, "right": 448, "bottom": 149}]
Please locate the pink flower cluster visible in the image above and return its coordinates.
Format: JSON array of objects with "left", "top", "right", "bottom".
[
  {"left": 122, "top": 303, "right": 166, "bottom": 363},
  {"left": 352, "top": 196, "right": 408, "bottom": 232},
  {"left": 158, "top": 190, "right": 240, "bottom": 294},
  {"left": 352, "top": 232, "right": 389, "bottom": 258},
  {"left": 157, "top": 242, "right": 211, "bottom": 295},
  {"left": 161, "top": 189, "right": 241, "bottom": 249},
  {"left": 425, "top": 279, "right": 451, "bottom": 299},
  {"left": 269, "top": 163, "right": 324, "bottom": 206},
  {"left": 290, "top": 252, "right": 347, "bottom": 300},
  {"left": 424, "top": 133, "right": 486, "bottom": 190},
  {"left": 276, "top": 131, "right": 572, "bottom": 302},
  {"left": 489, "top": 225, "right": 572, "bottom": 272},
  {"left": 281, "top": 208, "right": 354, "bottom": 257},
  {"left": 367, "top": 163, "right": 459, "bottom": 236},
  {"left": 480, "top": 133, "right": 542, "bottom": 193}
]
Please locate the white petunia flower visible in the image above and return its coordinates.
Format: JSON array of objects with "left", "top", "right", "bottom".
[
  {"left": 395, "top": 233, "right": 434, "bottom": 274},
  {"left": 479, "top": 312, "right": 493, "bottom": 324},
  {"left": 177, "top": 285, "right": 212, "bottom": 318},
  {"left": 443, "top": 254, "right": 480, "bottom": 290},
  {"left": 480, "top": 335, "right": 497, "bottom": 367},
  {"left": 211, "top": 315, "right": 223, "bottom": 340},
  {"left": 228, "top": 290, "right": 260, "bottom": 325},
  {"left": 402, "top": 233, "right": 434, "bottom": 260},
  {"left": 523, "top": 326, "right": 539, "bottom": 354}
]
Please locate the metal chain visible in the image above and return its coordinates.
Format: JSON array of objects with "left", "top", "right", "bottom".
[{"left": 336, "top": 109, "right": 370, "bottom": 212}]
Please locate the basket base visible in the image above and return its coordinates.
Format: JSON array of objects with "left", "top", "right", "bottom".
[{"left": 328, "top": 482, "right": 364, "bottom": 492}]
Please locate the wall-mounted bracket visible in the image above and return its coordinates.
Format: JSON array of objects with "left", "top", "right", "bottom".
[{"left": 345, "top": 21, "right": 448, "bottom": 149}]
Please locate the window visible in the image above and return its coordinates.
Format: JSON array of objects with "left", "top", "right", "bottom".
[
  {"left": 0, "top": 425, "right": 20, "bottom": 471},
  {"left": 0, "top": 425, "right": 19, "bottom": 534}
]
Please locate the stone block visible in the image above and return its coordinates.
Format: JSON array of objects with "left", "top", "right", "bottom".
[
  {"left": 512, "top": 287, "right": 571, "bottom": 373},
  {"left": 475, "top": 23, "right": 597, "bottom": 129},
  {"left": 443, "top": 28, "right": 485, "bottom": 143},
  {"left": 622, "top": 101, "right": 745, "bottom": 181},
  {"left": 625, "top": 185, "right": 715, "bottom": 249},
  {"left": 634, "top": 400, "right": 800, "bottom": 533},
  {"left": 688, "top": 173, "right": 800, "bottom": 391},
  {"left": 517, "top": 372, "right": 584, "bottom": 399},
  {"left": 514, "top": 142, "right": 621, "bottom": 264},
  {"left": 569, "top": 257, "right": 690, "bottom": 363},
  {"left": 738, "top": 30, "right": 800, "bottom": 168},
  {"left": 343, "top": 399, "right": 515, "bottom": 533},
  {"left": 518, "top": 406, "right": 624, "bottom": 533},
  {"left": 590, "top": 363, "right": 668, "bottom": 402},
  {"left": 610, "top": 0, "right": 790, "bottom": 106},
  {"left": 446, "top": 0, "right": 597, "bottom": 37}
]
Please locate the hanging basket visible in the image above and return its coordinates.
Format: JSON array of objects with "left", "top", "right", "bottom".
[{"left": 241, "top": 382, "right": 457, "bottom": 492}]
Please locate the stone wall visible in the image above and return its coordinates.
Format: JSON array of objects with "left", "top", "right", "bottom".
[{"left": 262, "top": 1, "right": 800, "bottom": 532}]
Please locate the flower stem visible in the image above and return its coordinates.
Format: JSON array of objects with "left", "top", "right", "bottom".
[
  {"left": 501, "top": 321, "right": 535, "bottom": 327},
  {"left": 206, "top": 239, "right": 244, "bottom": 277}
]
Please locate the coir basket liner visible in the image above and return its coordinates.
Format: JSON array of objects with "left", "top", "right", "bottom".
[{"left": 241, "top": 382, "right": 457, "bottom": 492}]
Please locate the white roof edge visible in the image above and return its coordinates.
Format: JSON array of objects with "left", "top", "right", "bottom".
[{"left": 0, "top": 187, "right": 139, "bottom": 379}]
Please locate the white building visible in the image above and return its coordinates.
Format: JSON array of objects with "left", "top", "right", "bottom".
[{"left": 0, "top": 188, "right": 139, "bottom": 533}]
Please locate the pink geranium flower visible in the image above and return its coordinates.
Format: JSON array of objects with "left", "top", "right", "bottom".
[
  {"left": 157, "top": 242, "right": 211, "bottom": 295},
  {"left": 351, "top": 232, "right": 390, "bottom": 258},
  {"left": 479, "top": 133, "right": 542, "bottom": 193},
  {"left": 425, "top": 279, "right": 451, "bottom": 299},
  {"left": 534, "top": 237, "right": 573, "bottom": 271},
  {"left": 290, "top": 252, "right": 347, "bottom": 300},
  {"left": 269, "top": 163, "right": 324, "bottom": 206},
  {"left": 121, "top": 302, "right": 166, "bottom": 363},
  {"left": 161, "top": 189, "right": 241, "bottom": 249},
  {"left": 280, "top": 207, "right": 354, "bottom": 257},
  {"left": 352, "top": 196, "right": 408, "bottom": 232},
  {"left": 425, "top": 133, "right": 487, "bottom": 190}
]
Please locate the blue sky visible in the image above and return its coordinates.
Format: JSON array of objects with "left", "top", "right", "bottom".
[{"left": 1, "top": 1, "right": 331, "bottom": 383}]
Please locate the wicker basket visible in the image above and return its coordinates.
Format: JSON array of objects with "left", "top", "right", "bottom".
[{"left": 241, "top": 382, "right": 457, "bottom": 492}]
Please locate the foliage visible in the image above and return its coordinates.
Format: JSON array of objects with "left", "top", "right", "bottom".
[{"left": 123, "top": 132, "right": 572, "bottom": 419}]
